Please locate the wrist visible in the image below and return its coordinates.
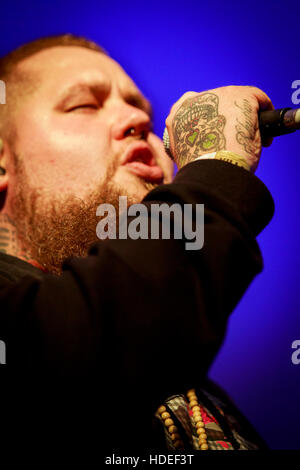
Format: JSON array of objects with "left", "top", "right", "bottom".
[{"left": 193, "top": 150, "right": 253, "bottom": 172}]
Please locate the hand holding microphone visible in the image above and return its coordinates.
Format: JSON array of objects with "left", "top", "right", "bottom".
[{"left": 162, "top": 86, "right": 299, "bottom": 173}]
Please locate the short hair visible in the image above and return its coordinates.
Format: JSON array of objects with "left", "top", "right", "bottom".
[{"left": 0, "top": 34, "right": 107, "bottom": 141}]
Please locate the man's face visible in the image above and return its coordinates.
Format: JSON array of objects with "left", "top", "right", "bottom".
[
  {"left": 11, "top": 46, "right": 173, "bottom": 200},
  {"left": 5, "top": 46, "right": 173, "bottom": 273}
]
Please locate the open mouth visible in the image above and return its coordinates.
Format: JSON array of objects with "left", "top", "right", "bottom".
[{"left": 122, "top": 143, "right": 164, "bottom": 184}]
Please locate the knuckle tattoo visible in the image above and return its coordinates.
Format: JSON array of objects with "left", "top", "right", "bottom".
[{"left": 172, "top": 93, "right": 226, "bottom": 164}]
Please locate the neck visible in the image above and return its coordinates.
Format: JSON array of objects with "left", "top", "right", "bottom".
[{"left": 0, "top": 212, "right": 46, "bottom": 271}]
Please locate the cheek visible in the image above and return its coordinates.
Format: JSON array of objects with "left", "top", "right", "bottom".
[{"left": 14, "top": 113, "right": 111, "bottom": 193}]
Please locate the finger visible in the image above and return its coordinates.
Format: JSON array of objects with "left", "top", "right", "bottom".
[
  {"left": 247, "top": 87, "right": 274, "bottom": 147},
  {"left": 261, "top": 136, "right": 274, "bottom": 148},
  {"left": 246, "top": 86, "right": 274, "bottom": 111}
]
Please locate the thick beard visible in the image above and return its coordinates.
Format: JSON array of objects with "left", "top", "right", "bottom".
[{"left": 11, "top": 154, "right": 156, "bottom": 275}]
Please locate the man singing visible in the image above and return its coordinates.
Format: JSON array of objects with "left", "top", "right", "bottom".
[{"left": 0, "top": 34, "right": 274, "bottom": 452}]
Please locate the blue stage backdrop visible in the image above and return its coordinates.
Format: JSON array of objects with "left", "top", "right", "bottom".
[{"left": 1, "top": 0, "right": 299, "bottom": 450}]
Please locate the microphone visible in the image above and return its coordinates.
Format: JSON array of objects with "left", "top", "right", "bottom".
[
  {"left": 163, "top": 107, "right": 300, "bottom": 158},
  {"left": 258, "top": 107, "right": 300, "bottom": 137}
]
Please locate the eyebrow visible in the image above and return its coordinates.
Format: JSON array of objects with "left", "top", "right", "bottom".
[
  {"left": 56, "top": 82, "right": 154, "bottom": 119},
  {"left": 56, "top": 83, "right": 109, "bottom": 107},
  {"left": 123, "top": 92, "right": 153, "bottom": 120}
]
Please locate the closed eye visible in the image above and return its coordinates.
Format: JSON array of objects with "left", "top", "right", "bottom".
[{"left": 66, "top": 104, "right": 98, "bottom": 112}]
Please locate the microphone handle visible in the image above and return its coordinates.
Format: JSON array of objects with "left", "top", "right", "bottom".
[{"left": 259, "top": 107, "right": 300, "bottom": 137}]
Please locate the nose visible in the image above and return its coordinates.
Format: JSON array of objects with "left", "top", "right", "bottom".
[{"left": 111, "top": 101, "right": 151, "bottom": 141}]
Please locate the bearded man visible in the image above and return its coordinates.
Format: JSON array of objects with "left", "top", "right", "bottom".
[{"left": 0, "top": 34, "right": 274, "bottom": 454}]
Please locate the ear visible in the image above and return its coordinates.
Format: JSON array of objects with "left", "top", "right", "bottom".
[{"left": 0, "top": 138, "right": 9, "bottom": 193}]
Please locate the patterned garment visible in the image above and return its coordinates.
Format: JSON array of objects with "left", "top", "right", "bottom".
[{"left": 154, "top": 385, "right": 261, "bottom": 451}]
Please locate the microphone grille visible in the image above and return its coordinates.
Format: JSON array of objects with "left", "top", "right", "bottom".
[{"left": 163, "top": 127, "right": 173, "bottom": 160}]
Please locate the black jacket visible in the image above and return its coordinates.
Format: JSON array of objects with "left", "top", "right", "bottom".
[{"left": 0, "top": 159, "right": 274, "bottom": 453}]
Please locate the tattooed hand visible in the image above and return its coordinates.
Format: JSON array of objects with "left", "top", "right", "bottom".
[{"left": 165, "top": 86, "right": 274, "bottom": 172}]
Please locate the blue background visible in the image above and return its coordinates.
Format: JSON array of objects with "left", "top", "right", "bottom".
[{"left": 1, "top": 0, "right": 299, "bottom": 450}]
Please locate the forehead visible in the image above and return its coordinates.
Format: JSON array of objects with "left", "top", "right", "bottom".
[{"left": 17, "top": 46, "right": 140, "bottom": 96}]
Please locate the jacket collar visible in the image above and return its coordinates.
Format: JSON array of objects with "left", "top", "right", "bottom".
[{"left": 0, "top": 252, "right": 45, "bottom": 282}]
